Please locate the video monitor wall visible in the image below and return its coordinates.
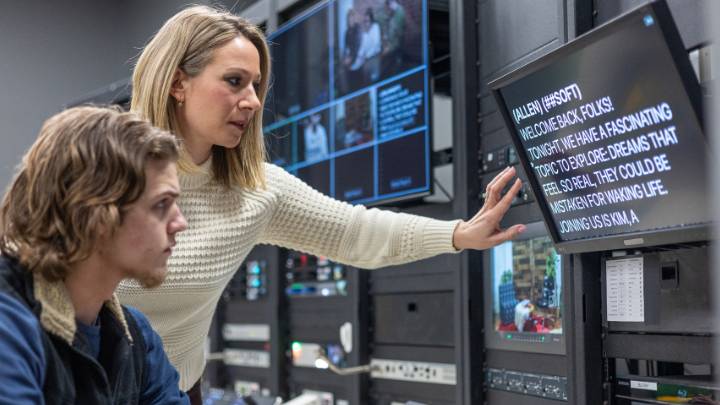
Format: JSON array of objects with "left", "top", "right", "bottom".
[
  {"left": 484, "top": 222, "right": 565, "bottom": 355},
  {"left": 490, "top": 0, "right": 710, "bottom": 253},
  {"left": 264, "top": 0, "right": 432, "bottom": 205}
]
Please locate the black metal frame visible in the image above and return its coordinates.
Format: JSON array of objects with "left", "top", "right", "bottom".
[
  {"left": 488, "top": 0, "right": 710, "bottom": 254},
  {"left": 448, "top": 0, "right": 480, "bottom": 400},
  {"left": 456, "top": 0, "right": 598, "bottom": 403}
]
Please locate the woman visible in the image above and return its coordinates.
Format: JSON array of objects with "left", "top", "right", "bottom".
[{"left": 117, "top": 5, "right": 525, "bottom": 403}]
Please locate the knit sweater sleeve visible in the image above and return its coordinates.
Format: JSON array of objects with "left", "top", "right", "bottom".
[{"left": 260, "top": 164, "right": 461, "bottom": 269}]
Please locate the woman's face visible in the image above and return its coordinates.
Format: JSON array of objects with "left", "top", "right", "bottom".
[
  {"left": 348, "top": 10, "right": 357, "bottom": 26},
  {"left": 175, "top": 35, "right": 262, "bottom": 159},
  {"left": 363, "top": 14, "right": 371, "bottom": 30}
]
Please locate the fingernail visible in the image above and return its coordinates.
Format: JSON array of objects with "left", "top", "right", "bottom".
[{"left": 518, "top": 225, "right": 526, "bottom": 234}]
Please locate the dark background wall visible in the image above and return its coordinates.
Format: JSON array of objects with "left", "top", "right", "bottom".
[{"left": 0, "top": 0, "right": 240, "bottom": 193}]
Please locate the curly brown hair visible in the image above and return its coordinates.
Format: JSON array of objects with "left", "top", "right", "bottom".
[{"left": 0, "top": 106, "right": 180, "bottom": 281}]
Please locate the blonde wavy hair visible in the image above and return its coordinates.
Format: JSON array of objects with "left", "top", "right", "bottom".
[
  {"left": 131, "top": 5, "right": 271, "bottom": 189},
  {"left": 0, "top": 106, "right": 180, "bottom": 281}
]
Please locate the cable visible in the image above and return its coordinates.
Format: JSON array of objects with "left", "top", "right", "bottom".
[
  {"left": 316, "top": 347, "right": 379, "bottom": 376},
  {"left": 207, "top": 348, "right": 379, "bottom": 376},
  {"left": 282, "top": 393, "right": 321, "bottom": 405}
]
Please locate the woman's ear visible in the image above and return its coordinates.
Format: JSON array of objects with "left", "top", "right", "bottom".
[{"left": 169, "top": 68, "right": 189, "bottom": 103}]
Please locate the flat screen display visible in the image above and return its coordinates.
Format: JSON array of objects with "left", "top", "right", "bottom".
[
  {"left": 264, "top": 0, "right": 432, "bottom": 205},
  {"left": 490, "top": 0, "right": 710, "bottom": 253},
  {"left": 484, "top": 222, "right": 565, "bottom": 354}
]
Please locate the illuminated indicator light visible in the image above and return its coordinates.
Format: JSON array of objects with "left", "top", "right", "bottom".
[
  {"left": 506, "top": 334, "right": 512, "bottom": 339},
  {"left": 292, "top": 342, "right": 302, "bottom": 352},
  {"left": 314, "top": 358, "right": 329, "bottom": 369},
  {"left": 643, "top": 14, "right": 654, "bottom": 27}
]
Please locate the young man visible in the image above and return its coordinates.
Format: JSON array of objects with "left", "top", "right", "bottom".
[{"left": 0, "top": 106, "right": 189, "bottom": 404}]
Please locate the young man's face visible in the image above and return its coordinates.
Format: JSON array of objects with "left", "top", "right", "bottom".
[{"left": 102, "top": 159, "right": 187, "bottom": 288}]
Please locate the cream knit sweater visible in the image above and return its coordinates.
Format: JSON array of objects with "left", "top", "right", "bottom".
[{"left": 117, "top": 160, "right": 460, "bottom": 390}]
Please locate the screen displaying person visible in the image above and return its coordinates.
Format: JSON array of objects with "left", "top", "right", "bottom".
[
  {"left": 351, "top": 8, "right": 382, "bottom": 82},
  {"left": 339, "top": 7, "right": 363, "bottom": 95},
  {"left": 304, "top": 113, "right": 329, "bottom": 161},
  {"left": 381, "top": 0, "right": 406, "bottom": 76},
  {"left": 343, "top": 8, "right": 362, "bottom": 67},
  {"left": 343, "top": 127, "right": 366, "bottom": 149}
]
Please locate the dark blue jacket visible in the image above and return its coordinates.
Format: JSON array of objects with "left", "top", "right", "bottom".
[{"left": 0, "top": 255, "right": 189, "bottom": 405}]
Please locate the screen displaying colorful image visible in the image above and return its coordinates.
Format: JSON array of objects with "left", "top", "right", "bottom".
[
  {"left": 491, "top": 235, "right": 562, "bottom": 336},
  {"left": 263, "top": 0, "right": 431, "bottom": 205}
]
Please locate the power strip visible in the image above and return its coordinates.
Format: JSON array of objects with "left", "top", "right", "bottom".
[
  {"left": 486, "top": 368, "right": 568, "bottom": 401},
  {"left": 370, "top": 358, "right": 456, "bottom": 385},
  {"left": 222, "top": 323, "right": 270, "bottom": 342},
  {"left": 224, "top": 349, "right": 270, "bottom": 368}
]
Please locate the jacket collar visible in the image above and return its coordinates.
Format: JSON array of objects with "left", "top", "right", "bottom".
[{"left": 32, "top": 273, "right": 133, "bottom": 345}]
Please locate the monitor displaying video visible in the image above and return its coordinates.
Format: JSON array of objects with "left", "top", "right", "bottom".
[
  {"left": 490, "top": 0, "right": 710, "bottom": 254},
  {"left": 484, "top": 222, "right": 565, "bottom": 355},
  {"left": 264, "top": 0, "right": 432, "bottom": 205}
]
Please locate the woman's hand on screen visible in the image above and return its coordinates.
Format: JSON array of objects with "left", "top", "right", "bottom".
[{"left": 452, "top": 166, "right": 527, "bottom": 250}]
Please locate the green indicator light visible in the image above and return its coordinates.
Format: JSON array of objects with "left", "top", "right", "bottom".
[
  {"left": 506, "top": 334, "right": 512, "bottom": 339},
  {"left": 292, "top": 342, "right": 302, "bottom": 351}
]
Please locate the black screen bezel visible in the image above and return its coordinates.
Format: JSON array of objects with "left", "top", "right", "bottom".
[
  {"left": 265, "top": 0, "right": 435, "bottom": 207},
  {"left": 482, "top": 221, "right": 567, "bottom": 355},
  {"left": 488, "top": 0, "right": 708, "bottom": 254}
]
